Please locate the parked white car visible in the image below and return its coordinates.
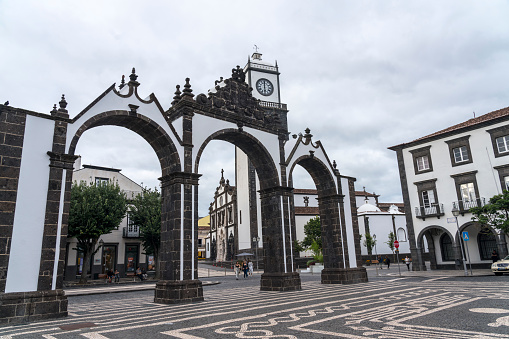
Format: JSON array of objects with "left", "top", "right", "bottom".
[{"left": 492, "top": 255, "right": 509, "bottom": 276}]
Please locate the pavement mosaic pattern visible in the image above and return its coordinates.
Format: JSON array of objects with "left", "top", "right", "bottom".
[{"left": 1, "top": 275, "right": 508, "bottom": 338}]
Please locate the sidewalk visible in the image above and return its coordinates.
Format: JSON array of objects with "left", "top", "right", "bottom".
[{"left": 364, "top": 263, "right": 493, "bottom": 277}]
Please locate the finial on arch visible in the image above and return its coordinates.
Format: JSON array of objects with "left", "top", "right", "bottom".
[
  {"left": 128, "top": 67, "right": 140, "bottom": 87},
  {"left": 181, "top": 78, "right": 194, "bottom": 100},
  {"left": 171, "top": 85, "right": 182, "bottom": 105},
  {"left": 119, "top": 75, "right": 126, "bottom": 90}
]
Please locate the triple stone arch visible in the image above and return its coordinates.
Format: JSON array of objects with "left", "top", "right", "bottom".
[{"left": 62, "top": 67, "right": 367, "bottom": 303}]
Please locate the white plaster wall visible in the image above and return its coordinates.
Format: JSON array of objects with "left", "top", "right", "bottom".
[
  {"left": 341, "top": 177, "right": 357, "bottom": 268},
  {"left": 235, "top": 148, "right": 252, "bottom": 251},
  {"left": 6, "top": 115, "right": 55, "bottom": 293},
  {"left": 66, "top": 90, "right": 183, "bottom": 166},
  {"left": 358, "top": 213, "right": 410, "bottom": 256},
  {"left": 404, "top": 121, "right": 509, "bottom": 263}
]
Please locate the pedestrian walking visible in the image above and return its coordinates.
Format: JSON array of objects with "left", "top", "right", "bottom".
[
  {"left": 234, "top": 262, "right": 240, "bottom": 280},
  {"left": 384, "top": 255, "right": 391, "bottom": 269},
  {"left": 248, "top": 259, "right": 253, "bottom": 276},
  {"left": 378, "top": 255, "right": 383, "bottom": 269},
  {"left": 404, "top": 256, "right": 411, "bottom": 271},
  {"left": 242, "top": 260, "right": 249, "bottom": 279}
]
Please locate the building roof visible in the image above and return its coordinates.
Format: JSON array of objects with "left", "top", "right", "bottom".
[
  {"left": 357, "top": 200, "right": 382, "bottom": 213},
  {"left": 389, "top": 105, "right": 509, "bottom": 150},
  {"left": 198, "top": 215, "right": 210, "bottom": 228}
]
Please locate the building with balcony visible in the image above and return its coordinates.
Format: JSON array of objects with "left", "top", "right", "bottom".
[
  {"left": 64, "top": 158, "right": 147, "bottom": 280},
  {"left": 390, "top": 106, "right": 509, "bottom": 270}
]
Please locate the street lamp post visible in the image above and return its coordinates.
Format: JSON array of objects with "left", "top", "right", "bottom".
[
  {"left": 373, "top": 234, "right": 379, "bottom": 276},
  {"left": 452, "top": 206, "right": 469, "bottom": 276},
  {"left": 253, "top": 236, "right": 260, "bottom": 270}
]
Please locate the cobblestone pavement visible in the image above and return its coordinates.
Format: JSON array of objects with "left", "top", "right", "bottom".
[{"left": 1, "top": 268, "right": 508, "bottom": 338}]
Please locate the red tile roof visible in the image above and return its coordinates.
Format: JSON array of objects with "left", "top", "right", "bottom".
[{"left": 390, "top": 105, "right": 509, "bottom": 149}]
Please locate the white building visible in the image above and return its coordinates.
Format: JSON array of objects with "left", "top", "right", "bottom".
[
  {"left": 390, "top": 106, "right": 509, "bottom": 270},
  {"left": 65, "top": 158, "right": 148, "bottom": 279}
]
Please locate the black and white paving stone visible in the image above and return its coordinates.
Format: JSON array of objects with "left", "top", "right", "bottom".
[{"left": 1, "top": 270, "right": 508, "bottom": 338}]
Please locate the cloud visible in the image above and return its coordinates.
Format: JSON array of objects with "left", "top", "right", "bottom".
[{"left": 2, "top": 0, "right": 509, "bottom": 215}]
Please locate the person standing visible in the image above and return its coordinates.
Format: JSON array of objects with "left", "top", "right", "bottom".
[
  {"left": 404, "top": 256, "right": 411, "bottom": 271},
  {"left": 242, "top": 260, "right": 249, "bottom": 279},
  {"left": 248, "top": 259, "right": 253, "bottom": 276},
  {"left": 234, "top": 262, "right": 240, "bottom": 280},
  {"left": 491, "top": 250, "right": 500, "bottom": 263}
]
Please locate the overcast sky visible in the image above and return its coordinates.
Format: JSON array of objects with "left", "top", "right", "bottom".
[{"left": 2, "top": 1, "right": 509, "bottom": 216}]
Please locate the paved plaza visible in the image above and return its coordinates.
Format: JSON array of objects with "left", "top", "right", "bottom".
[{"left": 1, "top": 265, "right": 508, "bottom": 338}]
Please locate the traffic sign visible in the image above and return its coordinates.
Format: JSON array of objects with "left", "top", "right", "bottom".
[
  {"left": 394, "top": 240, "right": 399, "bottom": 248},
  {"left": 462, "top": 231, "right": 469, "bottom": 241}
]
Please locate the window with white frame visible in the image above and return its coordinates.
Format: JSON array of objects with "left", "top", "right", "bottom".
[
  {"left": 445, "top": 135, "right": 472, "bottom": 167},
  {"left": 496, "top": 135, "right": 509, "bottom": 154},
  {"left": 95, "top": 177, "right": 109, "bottom": 185},
  {"left": 416, "top": 156, "right": 430, "bottom": 171},
  {"left": 421, "top": 189, "right": 435, "bottom": 208},
  {"left": 453, "top": 146, "right": 469, "bottom": 163},
  {"left": 410, "top": 146, "right": 433, "bottom": 174},
  {"left": 460, "top": 182, "right": 476, "bottom": 201},
  {"left": 487, "top": 125, "right": 509, "bottom": 158},
  {"left": 397, "top": 228, "right": 407, "bottom": 242},
  {"left": 504, "top": 176, "right": 509, "bottom": 191}
]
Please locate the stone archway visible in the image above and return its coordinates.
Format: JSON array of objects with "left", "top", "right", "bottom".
[
  {"left": 287, "top": 129, "right": 368, "bottom": 284},
  {"left": 417, "top": 225, "right": 455, "bottom": 269},
  {"left": 195, "top": 129, "right": 301, "bottom": 290},
  {"left": 0, "top": 65, "right": 364, "bottom": 323}
]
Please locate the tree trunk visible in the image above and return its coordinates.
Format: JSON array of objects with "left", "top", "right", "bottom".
[{"left": 79, "top": 239, "right": 98, "bottom": 284}]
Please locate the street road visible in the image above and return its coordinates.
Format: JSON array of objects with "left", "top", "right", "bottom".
[{"left": 1, "top": 267, "right": 508, "bottom": 338}]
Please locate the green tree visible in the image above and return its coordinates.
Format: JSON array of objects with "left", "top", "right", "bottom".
[
  {"left": 363, "top": 232, "right": 376, "bottom": 257},
  {"left": 471, "top": 190, "right": 509, "bottom": 234},
  {"left": 129, "top": 187, "right": 161, "bottom": 278},
  {"left": 385, "top": 231, "right": 396, "bottom": 261},
  {"left": 301, "top": 216, "right": 322, "bottom": 249},
  {"left": 68, "top": 181, "right": 127, "bottom": 283}
]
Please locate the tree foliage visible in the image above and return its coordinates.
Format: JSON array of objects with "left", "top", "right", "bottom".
[
  {"left": 363, "top": 232, "right": 376, "bottom": 257},
  {"left": 471, "top": 190, "right": 509, "bottom": 234},
  {"left": 68, "top": 180, "right": 127, "bottom": 283},
  {"left": 385, "top": 231, "right": 396, "bottom": 253},
  {"left": 301, "top": 216, "right": 322, "bottom": 249},
  {"left": 129, "top": 187, "right": 161, "bottom": 278}
]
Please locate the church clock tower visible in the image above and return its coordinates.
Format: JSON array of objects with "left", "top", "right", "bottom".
[
  {"left": 243, "top": 51, "right": 282, "bottom": 105},
  {"left": 235, "top": 51, "right": 289, "bottom": 258}
]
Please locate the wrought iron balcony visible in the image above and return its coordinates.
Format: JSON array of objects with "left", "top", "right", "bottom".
[
  {"left": 123, "top": 226, "right": 140, "bottom": 238},
  {"left": 415, "top": 203, "right": 445, "bottom": 220},
  {"left": 452, "top": 198, "right": 486, "bottom": 215}
]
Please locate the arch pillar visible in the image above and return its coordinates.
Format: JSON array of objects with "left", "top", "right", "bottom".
[
  {"left": 154, "top": 172, "right": 203, "bottom": 304},
  {"left": 258, "top": 186, "right": 301, "bottom": 291},
  {"left": 319, "top": 193, "right": 368, "bottom": 284}
]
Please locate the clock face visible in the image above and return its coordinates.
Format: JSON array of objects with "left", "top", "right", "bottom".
[{"left": 256, "top": 78, "right": 274, "bottom": 96}]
